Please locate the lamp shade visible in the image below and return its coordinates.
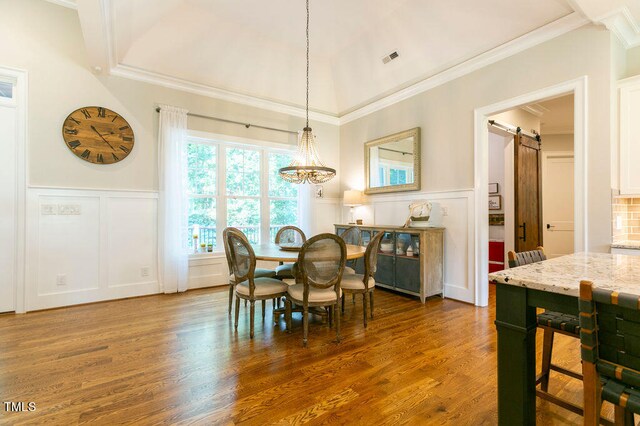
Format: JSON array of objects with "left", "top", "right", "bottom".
[{"left": 343, "top": 190, "right": 363, "bottom": 206}]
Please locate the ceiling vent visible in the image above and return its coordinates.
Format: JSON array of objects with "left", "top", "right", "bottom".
[{"left": 382, "top": 51, "right": 399, "bottom": 64}]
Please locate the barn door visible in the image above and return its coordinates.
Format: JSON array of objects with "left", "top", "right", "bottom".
[{"left": 514, "top": 132, "right": 542, "bottom": 252}]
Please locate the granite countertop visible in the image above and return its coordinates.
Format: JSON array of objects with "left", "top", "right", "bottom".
[
  {"left": 488, "top": 252, "right": 640, "bottom": 297},
  {"left": 611, "top": 240, "right": 640, "bottom": 250}
]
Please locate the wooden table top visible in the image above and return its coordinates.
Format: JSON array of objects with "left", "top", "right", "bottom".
[{"left": 252, "top": 243, "right": 366, "bottom": 262}]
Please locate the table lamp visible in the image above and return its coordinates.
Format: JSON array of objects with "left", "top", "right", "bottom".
[{"left": 343, "top": 190, "right": 363, "bottom": 224}]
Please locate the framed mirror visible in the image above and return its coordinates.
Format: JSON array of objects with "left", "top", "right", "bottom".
[{"left": 365, "top": 127, "right": 420, "bottom": 194}]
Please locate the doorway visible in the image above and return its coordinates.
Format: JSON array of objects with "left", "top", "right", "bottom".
[
  {"left": 0, "top": 67, "right": 26, "bottom": 313},
  {"left": 474, "top": 77, "right": 587, "bottom": 307}
]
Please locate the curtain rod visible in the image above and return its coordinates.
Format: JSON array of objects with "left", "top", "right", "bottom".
[
  {"left": 488, "top": 119, "right": 540, "bottom": 141},
  {"left": 379, "top": 147, "right": 413, "bottom": 156},
  {"left": 155, "top": 107, "right": 298, "bottom": 136}
]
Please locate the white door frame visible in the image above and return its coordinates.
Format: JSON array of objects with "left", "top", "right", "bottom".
[
  {"left": 473, "top": 76, "right": 588, "bottom": 307},
  {"left": 0, "top": 66, "right": 28, "bottom": 313}
]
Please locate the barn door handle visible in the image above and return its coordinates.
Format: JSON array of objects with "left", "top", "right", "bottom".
[
  {"left": 546, "top": 224, "right": 555, "bottom": 229},
  {"left": 519, "top": 223, "right": 527, "bottom": 242}
]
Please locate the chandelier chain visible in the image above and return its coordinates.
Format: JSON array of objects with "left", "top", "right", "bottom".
[{"left": 306, "top": 0, "right": 310, "bottom": 128}]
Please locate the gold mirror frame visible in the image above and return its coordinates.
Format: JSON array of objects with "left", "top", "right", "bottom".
[{"left": 364, "top": 127, "right": 421, "bottom": 195}]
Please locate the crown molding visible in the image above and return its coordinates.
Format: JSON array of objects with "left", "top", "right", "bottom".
[
  {"left": 110, "top": 64, "right": 341, "bottom": 125},
  {"left": 43, "top": 0, "right": 77, "bottom": 9},
  {"left": 339, "top": 12, "right": 588, "bottom": 125},
  {"left": 599, "top": 7, "right": 640, "bottom": 49}
]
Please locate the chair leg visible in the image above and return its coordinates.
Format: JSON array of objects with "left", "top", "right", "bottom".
[
  {"left": 328, "top": 306, "right": 333, "bottom": 328},
  {"left": 341, "top": 294, "right": 345, "bottom": 314},
  {"left": 335, "top": 302, "right": 341, "bottom": 343},
  {"left": 250, "top": 301, "right": 255, "bottom": 339},
  {"left": 369, "top": 290, "right": 374, "bottom": 319},
  {"left": 540, "top": 328, "right": 554, "bottom": 392},
  {"left": 614, "top": 405, "right": 634, "bottom": 426},
  {"left": 285, "top": 299, "right": 292, "bottom": 333},
  {"left": 234, "top": 297, "right": 240, "bottom": 330},
  {"left": 363, "top": 293, "right": 368, "bottom": 328},
  {"left": 303, "top": 307, "right": 309, "bottom": 347},
  {"left": 228, "top": 285, "right": 234, "bottom": 316},
  {"left": 245, "top": 299, "right": 247, "bottom": 307},
  {"left": 262, "top": 300, "right": 266, "bottom": 321},
  {"left": 582, "top": 361, "right": 603, "bottom": 426}
]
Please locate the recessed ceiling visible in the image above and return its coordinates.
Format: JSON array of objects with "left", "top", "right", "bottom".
[{"left": 108, "top": 0, "right": 576, "bottom": 116}]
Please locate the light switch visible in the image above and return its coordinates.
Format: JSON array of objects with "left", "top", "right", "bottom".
[
  {"left": 41, "top": 204, "right": 58, "bottom": 215},
  {"left": 58, "top": 204, "right": 81, "bottom": 215}
]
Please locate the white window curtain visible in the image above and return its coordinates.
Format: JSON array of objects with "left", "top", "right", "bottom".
[{"left": 158, "top": 104, "right": 189, "bottom": 293}]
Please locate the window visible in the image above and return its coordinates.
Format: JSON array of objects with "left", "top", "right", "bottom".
[
  {"left": 0, "top": 81, "right": 13, "bottom": 99},
  {"left": 185, "top": 137, "right": 299, "bottom": 251}
]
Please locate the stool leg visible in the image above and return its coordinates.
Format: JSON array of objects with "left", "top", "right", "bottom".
[
  {"left": 540, "top": 328, "right": 554, "bottom": 392},
  {"left": 262, "top": 300, "right": 266, "bottom": 321},
  {"left": 614, "top": 406, "right": 634, "bottom": 425},
  {"left": 369, "top": 290, "right": 374, "bottom": 319},
  {"left": 228, "top": 285, "right": 234, "bottom": 316},
  {"left": 341, "top": 294, "right": 345, "bottom": 314}
]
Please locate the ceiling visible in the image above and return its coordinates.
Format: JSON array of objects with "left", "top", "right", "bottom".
[
  {"left": 48, "top": 0, "right": 640, "bottom": 120},
  {"left": 536, "top": 94, "right": 575, "bottom": 135}
]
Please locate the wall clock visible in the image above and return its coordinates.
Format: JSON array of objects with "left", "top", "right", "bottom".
[{"left": 62, "top": 106, "right": 134, "bottom": 164}]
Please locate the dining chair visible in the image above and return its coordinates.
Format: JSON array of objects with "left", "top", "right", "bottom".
[
  {"left": 226, "top": 228, "right": 287, "bottom": 338},
  {"left": 340, "top": 231, "right": 384, "bottom": 327},
  {"left": 223, "top": 227, "right": 277, "bottom": 316},
  {"left": 274, "top": 225, "right": 307, "bottom": 280},
  {"left": 339, "top": 226, "right": 362, "bottom": 275},
  {"left": 580, "top": 280, "right": 639, "bottom": 425},
  {"left": 284, "top": 233, "right": 346, "bottom": 347},
  {"left": 508, "top": 247, "right": 583, "bottom": 416}
]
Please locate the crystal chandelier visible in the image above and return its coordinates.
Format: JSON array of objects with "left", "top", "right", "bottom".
[{"left": 279, "top": 0, "right": 336, "bottom": 184}]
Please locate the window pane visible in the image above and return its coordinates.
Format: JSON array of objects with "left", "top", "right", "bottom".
[
  {"left": 0, "top": 81, "right": 13, "bottom": 99},
  {"left": 270, "top": 199, "right": 298, "bottom": 241},
  {"left": 226, "top": 148, "right": 260, "bottom": 196},
  {"left": 268, "top": 152, "right": 298, "bottom": 198},
  {"left": 187, "top": 143, "right": 216, "bottom": 195},
  {"left": 227, "top": 198, "right": 260, "bottom": 244},
  {"left": 188, "top": 197, "right": 216, "bottom": 248}
]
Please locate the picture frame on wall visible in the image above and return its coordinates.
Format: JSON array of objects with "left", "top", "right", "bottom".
[
  {"left": 489, "top": 183, "right": 499, "bottom": 194},
  {"left": 489, "top": 195, "right": 502, "bottom": 210}
]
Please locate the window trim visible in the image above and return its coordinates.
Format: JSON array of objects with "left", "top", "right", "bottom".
[{"left": 186, "top": 131, "right": 299, "bottom": 255}]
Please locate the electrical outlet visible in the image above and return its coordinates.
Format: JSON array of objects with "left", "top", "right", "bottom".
[
  {"left": 616, "top": 215, "right": 623, "bottom": 231},
  {"left": 41, "top": 204, "right": 58, "bottom": 215},
  {"left": 56, "top": 274, "right": 67, "bottom": 286},
  {"left": 441, "top": 206, "right": 449, "bottom": 216},
  {"left": 140, "top": 267, "right": 150, "bottom": 277},
  {"left": 58, "top": 205, "right": 81, "bottom": 215}
]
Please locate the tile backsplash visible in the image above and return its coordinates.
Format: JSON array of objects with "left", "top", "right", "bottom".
[{"left": 612, "top": 197, "right": 640, "bottom": 242}]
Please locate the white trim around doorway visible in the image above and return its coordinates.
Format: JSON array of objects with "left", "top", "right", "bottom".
[
  {"left": 0, "top": 66, "right": 28, "bottom": 313},
  {"left": 473, "top": 76, "right": 588, "bottom": 307}
]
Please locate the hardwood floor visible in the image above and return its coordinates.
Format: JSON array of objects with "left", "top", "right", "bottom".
[{"left": 0, "top": 284, "right": 613, "bottom": 425}]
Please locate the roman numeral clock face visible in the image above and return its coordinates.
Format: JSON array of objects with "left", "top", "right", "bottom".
[{"left": 62, "top": 106, "right": 134, "bottom": 164}]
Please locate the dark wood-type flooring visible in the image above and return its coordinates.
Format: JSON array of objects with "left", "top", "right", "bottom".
[{"left": 0, "top": 284, "right": 617, "bottom": 424}]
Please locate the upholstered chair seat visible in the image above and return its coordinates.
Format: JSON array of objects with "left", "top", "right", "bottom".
[
  {"left": 340, "top": 274, "right": 375, "bottom": 290},
  {"left": 236, "top": 278, "right": 288, "bottom": 297},
  {"left": 287, "top": 284, "right": 342, "bottom": 303}
]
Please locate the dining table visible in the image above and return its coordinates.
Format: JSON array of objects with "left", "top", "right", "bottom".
[
  {"left": 252, "top": 242, "right": 367, "bottom": 262},
  {"left": 488, "top": 252, "right": 640, "bottom": 425}
]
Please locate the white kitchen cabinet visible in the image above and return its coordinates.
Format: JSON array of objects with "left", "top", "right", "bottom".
[{"left": 619, "top": 75, "right": 640, "bottom": 194}]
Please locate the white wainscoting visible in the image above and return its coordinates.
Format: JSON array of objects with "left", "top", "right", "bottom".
[
  {"left": 25, "top": 188, "right": 160, "bottom": 311},
  {"left": 342, "top": 189, "right": 476, "bottom": 304}
]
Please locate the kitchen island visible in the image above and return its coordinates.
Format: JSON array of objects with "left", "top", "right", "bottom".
[{"left": 489, "top": 252, "right": 640, "bottom": 425}]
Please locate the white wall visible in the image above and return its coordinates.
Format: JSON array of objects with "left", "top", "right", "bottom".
[
  {"left": 340, "top": 25, "right": 616, "bottom": 304},
  {"left": 1, "top": 0, "right": 341, "bottom": 310},
  {"left": 488, "top": 132, "right": 507, "bottom": 241}
]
